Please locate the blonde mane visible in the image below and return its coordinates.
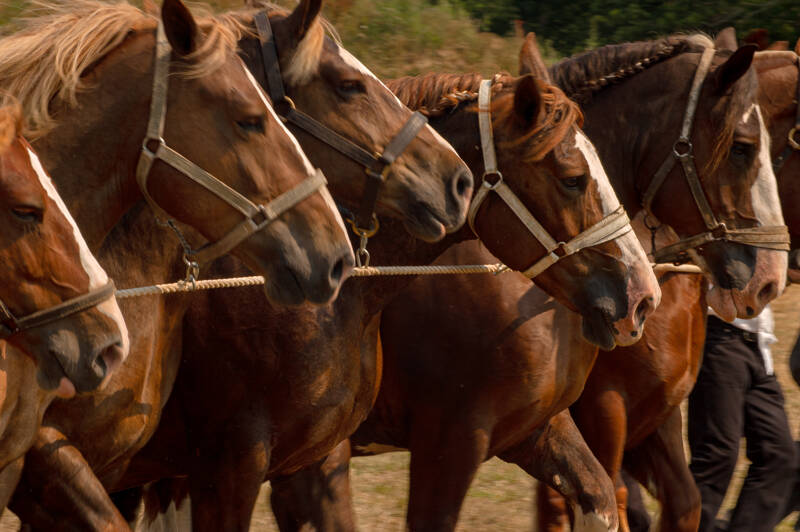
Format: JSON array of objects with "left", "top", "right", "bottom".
[
  {"left": 0, "top": 0, "right": 248, "bottom": 138},
  {"left": 0, "top": 100, "right": 22, "bottom": 152}
]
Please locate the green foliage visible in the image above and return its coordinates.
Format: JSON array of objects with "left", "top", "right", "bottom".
[{"left": 455, "top": 0, "right": 800, "bottom": 55}]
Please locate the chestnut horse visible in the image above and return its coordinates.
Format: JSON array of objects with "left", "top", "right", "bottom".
[
  {"left": 539, "top": 35, "right": 800, "bottom": 532},
  {"left": 0, "top": 101, "right": 128, "bottom": 508},
  {"left": 4, "top": 0, "right": 473, "bottom": 529},
  {"left": 265, "top": 32, "right": 788, "bottom": 532},
  {"left": 114, "top": 5, "right": 659, "bottom": 531},
  {"left": 0, "top": 0, "right": 376, "bottom": 528}
]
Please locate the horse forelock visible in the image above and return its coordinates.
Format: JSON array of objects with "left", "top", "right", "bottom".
[
  {"left": 387, "top": 72, "right": 582, "bottom": 164},
  {"left": 0, "top": 0, "right": 245, "bottom": 139},
  {"left": 0, "top": 100, "right": 22, "bottom": 152}
]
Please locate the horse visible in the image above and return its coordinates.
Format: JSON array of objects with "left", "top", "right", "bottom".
[
  {"left": 0, "top": 100, "right": 128, "bottom": 509},
  {"left": 2, "top": 0, "right": 472, "bottom": 529},
  {"left": 551, "top": 37, "right": 800, "bottom": 532},
  {"left": 109, "top": 6, "right": 660, "bottom": 531},
  {"left": 265, "top": 31, "right": 788, "bottom": 532}
]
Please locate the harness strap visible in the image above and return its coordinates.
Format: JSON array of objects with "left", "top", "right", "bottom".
[
  {"left": 469, "top": 78, "right": 633, "bottom": 279},
  {"left": 772, "top": 54, "right": 800, "bottom": 173},
  {"left": 0, "top": 281, "right": 116, "bottom": 340},
  {"left": 135, "top": 21, "right": 327, "bottom": 265},
  {"left": 253, "top": 11, "right": 428, "bottom": 233}
]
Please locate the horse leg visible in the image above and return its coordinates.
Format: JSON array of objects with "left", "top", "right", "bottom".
[
  {"left": 501, "top": 410, "right": 618, "bottom": 532},
  {"left": 0, "top": 456, "right": 24, "bottom": 510},
  {"left": 9, "top": 426, "right": 130, "bottom": 531},
  {"left": 571, "top": 388, "right": 630, "bottom": 532},
  {"left": 623, "top": 407, "right": 700, "bottom": 532},
  {"left": 535, "top": 481, "right": 571, "bottom": 532},
  {"left": 187, "top": 420, "right": 270, "bottom": 532},
  {"left": 405, "top": 408, "right": 490, "bottom": 532},
  {"left": 269, "top": 439, "right": 357, "bottom": 532},
  {"left": 620, "top": 471, "right": 650, "bottom": 532}
]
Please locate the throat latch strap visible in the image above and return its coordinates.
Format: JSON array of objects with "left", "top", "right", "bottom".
[
  {"left": 0, "top": 281, "right": 116, "bottom": 340},
  {"left": 468, "top": 79, "right": 633, "bottom": 278},
  {"left": 135, "top": 21, "right": 327, "bottom": 266},
  {"left": 642, "top": 45, "right": 790, "bottom": 263},
  {"left": 772, "top": 54, "right": 800, "bottom": 173}
]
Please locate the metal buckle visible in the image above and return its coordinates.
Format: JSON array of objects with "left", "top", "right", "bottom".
[
  {"left": 711, "top": 222, "right": 728, "bottom": 240},
  {"left": 481, "top": 171, "right": 504, "bottom": 189},
  {"left": 274, "top": 96, "right": 296, "bottom": 121},
  {"left": 365, "top": 163, "right": 391, "bottom": 182},
  {"left": 348, "top": 213, "right": 379, "bottom": 239},
  {"left": 142, "top": 136, "right": 165, "bottom": 157},
  {"left": 788, "top": 126, "right": 800, "bottom": 151},
  {"left": 673, "top": 138, "right": 693, "bottom": 158}
]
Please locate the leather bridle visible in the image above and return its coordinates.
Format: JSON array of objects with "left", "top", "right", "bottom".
[
  {"left": 252, "top": 11, "right": 428, "bottom": 265},
  {"left": 468, "top": 78, "right": 634, "bottom": 279},
  {"left": 136, "top": 21, "right": 328, "bottom": 268},
  {"left": 0, "top": 281, "right": 116, "bottom": 340},
  {"left": 771, "top": 54, "right": 800, "bottom": 174},
  {"left": 641, "top": 45, "right": 790, "bottom": 264}
]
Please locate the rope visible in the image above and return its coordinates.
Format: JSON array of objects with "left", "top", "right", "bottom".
[{"left": 115, "top": 262, "right": 703, "bottom": 299}]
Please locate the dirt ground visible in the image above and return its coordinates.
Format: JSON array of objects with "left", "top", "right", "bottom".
[{"left": 2, "top": 285, "right": 799, "bottom": 531}]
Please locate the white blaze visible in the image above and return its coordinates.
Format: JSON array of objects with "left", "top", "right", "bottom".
[{"left": 27, "top": 148, "right": 129, "bottom": 358}]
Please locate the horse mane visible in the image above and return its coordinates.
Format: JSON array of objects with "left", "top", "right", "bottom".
[
  {"left": 0, "top": 0, "right": 248, "bottom": 138},
  {"left": 388, "top": 72, "right": 582, "bottom": 163},
  {"left": 0, "top": 99, "right": 22, "bottom": 152},
  {"left": 549, "top": 34, "right": 714, "bottom": 103}
]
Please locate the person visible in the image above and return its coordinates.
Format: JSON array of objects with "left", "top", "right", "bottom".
[{"left": 688, "top": 303, "right": 797, "bottom": 531}]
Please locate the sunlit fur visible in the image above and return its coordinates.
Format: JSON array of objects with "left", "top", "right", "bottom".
[{"left": 0, "top": 0, "right": 246, "bottom": 138}]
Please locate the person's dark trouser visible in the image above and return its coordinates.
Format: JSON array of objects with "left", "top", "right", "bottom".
[{"left": 688, "top": 316, "right": 796, "bottom": 532}]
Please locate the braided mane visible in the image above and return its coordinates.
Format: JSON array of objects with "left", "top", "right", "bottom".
[
  {"left": 388, "top": 72, "right": 582, "bottom": 163},
  {"left": 550, "top": 35, "right": 713, "bottom": 103}
]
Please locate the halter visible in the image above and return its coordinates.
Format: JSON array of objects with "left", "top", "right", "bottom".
[
  {"left": 136, "top": 21, "right": 328, "bottom": 269},
  {"left": 771, "top": 54, "right": 800, "bottom": 173},
  {"left": 641, "top": 45, "right": 790, "bottom": 264},
  {"left": 0, "top": 281, "right": 116, "bottom": 340},
  {"left": 252, "top": 11, "right": 428, "bottom": 265},
  {"left": 467, "top": 79, "right": 633, "bottom": 279}
]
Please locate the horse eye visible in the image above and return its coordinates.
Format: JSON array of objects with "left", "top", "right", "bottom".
[
  {"left": 337, "top": 79, "right": 366, "bottom": 97},
  {"left": 730, "top": 141, "right": 753, "bottom": 159},
  {"left": 560, "top": 175, "right": 585, "bottom": 190},
  {"left": 236, "top": 116, "right": 265, "bottom": 134},
  {"left": 11, "top": 205, "right": 43, "bottom": 223}
]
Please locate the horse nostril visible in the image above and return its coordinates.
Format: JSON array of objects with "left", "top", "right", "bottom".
[
  {"left": 452, "top": 170, "right": 473, "bottom": 200},
  {"left": 757, "top": 281, "right": 778, "bottom": 307},
  {"left": 330, "top": 258, "right": 344, "bottom": 284},
  {"left": 635, "top": 296, "right": 654, "bottom": 328}
]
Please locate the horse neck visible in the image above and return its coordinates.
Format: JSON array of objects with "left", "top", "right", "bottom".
[
  {"left": 30, "top": 33, "right": 154, "bottom": 250},
  {"left": 578, "top": 59, "right": 691, "bottom": 218},
  {"left": 349, "top": 108, "right": 480, "bottom": 311}
]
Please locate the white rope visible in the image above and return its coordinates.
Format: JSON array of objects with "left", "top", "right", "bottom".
[{"left": 115, "top": 262, "right": 703, "bottom": 299}]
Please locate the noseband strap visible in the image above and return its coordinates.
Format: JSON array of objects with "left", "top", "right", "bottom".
[
  {"left": 0, "top": 281, "right": 116, "bottom": 340},
  {"left": 253, "top": 11, "right": 428, "bottom": 235},
  {"left": 641, "top": 45, "right": 790, "bottom": 264},
  {"left": 135, "top": 21, "right": 327, "bottom": 265},
  {"left": 771, "top": 54, "right": 800, "bottom": 173},
  {"left": 468, "top": 79, "right": 633, "bottom": 279}
]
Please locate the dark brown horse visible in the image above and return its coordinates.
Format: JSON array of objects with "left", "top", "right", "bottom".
[
  {"left": 537, "top": 41, "right": 800, "bottom": 532},
  {"left": 265, "top": 32, "right": 788, "bottom": 532},
  {"left": 4, "top": 0, "right": 473, "bottom": 529},
  {"left": 111, "top": 7, "right": 660, "bottom": 531},
  {"left": 0, "top": 101, "right": 127, "bottom": 509}
]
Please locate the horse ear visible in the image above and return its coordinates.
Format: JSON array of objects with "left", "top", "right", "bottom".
[
  {"left": 513, "top": 75, "right": 543, "bottom": 128},
  {"left": 518, "top": 33, "right": 552, "bottom": 84},
  {"left": 0, "top": 104, "right": 20, "bottom": 151},
  {"left": 161, "top": 0, "right": 199, "bottom": 57},
  {"left": 712, "top": 44, "right": 756, "bottom": 94},
  {"left": 715, "top": 27, "right": 738, "bottom": 52},
  {"left": 285, "top": 0, "right": 323, "bottom": 45}
]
